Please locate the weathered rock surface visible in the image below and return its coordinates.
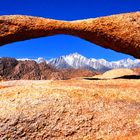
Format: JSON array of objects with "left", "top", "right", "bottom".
[
  {"left": 0, "top": 57, "right": 97, "bottom": 80},
  {"left": 0, "top": 12, "right": 140, "bottom": 58},
  {"left": 0, "top": 80, "right": 140, "bottom": 139}
]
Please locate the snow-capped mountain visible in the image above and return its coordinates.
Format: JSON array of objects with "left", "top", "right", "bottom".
[
  {"left": 18, "top": 53, "right": 140, "bottom": 72},
  {"left": 35, "top": 57, "right": 46, "bottom": 63},
  {"left": 48, "top": 56, "right": 73, "bottom": 69},
  {"left": 48, "top": 53, "right": 109, "bottom": 71},
  {"left": 18, "top": 57, "right": 46, "bottom": 63},
  {"left": 48, "top": 53, "right": 140, "bottom": 72}
]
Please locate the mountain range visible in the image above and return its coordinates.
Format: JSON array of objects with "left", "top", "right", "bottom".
[
  {"left": 1, "top": 53, "right": 140, "bottom": 80},
  {"left": 0, "top": 57, "right": 97, "bottom": 80},
  {"left": 19, "top": 53, "right": 140, "bottom": 72}
]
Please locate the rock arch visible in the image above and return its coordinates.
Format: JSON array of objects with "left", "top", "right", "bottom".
[{"left": 0, "top": 12, "right": 140, "bottom": 58}]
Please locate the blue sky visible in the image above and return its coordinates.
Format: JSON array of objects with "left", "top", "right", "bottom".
[{"left": 0, "top": 0, "right": 140, "bottom": 60}]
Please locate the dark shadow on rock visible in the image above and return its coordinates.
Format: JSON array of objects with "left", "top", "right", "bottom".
[
  {"left": 84, "top": 75, "right": 140, "bottom": 80},
  {"left": 84, "top": 78, "right": 104, "bottom": 80},
  {"left": 114, "top": 75, "right": 140, "bottom": 79}
]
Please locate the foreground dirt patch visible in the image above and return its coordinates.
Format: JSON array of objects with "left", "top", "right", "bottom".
[{"left": 0, "top": 79, "right": 140, "bottom": 139}]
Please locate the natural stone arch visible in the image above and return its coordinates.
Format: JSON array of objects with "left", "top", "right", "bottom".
[{"left": 0, "top": 12, "right": 140, "bottom": 58}]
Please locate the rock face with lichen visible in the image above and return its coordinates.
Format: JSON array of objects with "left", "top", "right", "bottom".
[{"left": 0, "top": 12, "right": 140, "bottom": 58}]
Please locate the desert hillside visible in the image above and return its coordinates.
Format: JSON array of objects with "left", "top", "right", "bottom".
[
  {"left": 0, "top": 57, "right": 98, "bottom": 80},
  {"left": 0, "top": 79, "right": 140, "bottom": 139}
]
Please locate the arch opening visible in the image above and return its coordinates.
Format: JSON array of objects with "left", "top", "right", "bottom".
[
  {"left": 0, "top": 34, "right": 139, "bottom": 81},
  {"left": 0, "top": 34, "right": 134, "bottom": 61}
]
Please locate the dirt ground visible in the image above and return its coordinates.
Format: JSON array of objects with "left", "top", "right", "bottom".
[{"left": 0, "top": 79, "right": 140, "bottom": 139}]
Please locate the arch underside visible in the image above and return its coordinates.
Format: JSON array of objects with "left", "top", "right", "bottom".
[{"left": 0, "top": 12, "right": 140, "bottom": 58}]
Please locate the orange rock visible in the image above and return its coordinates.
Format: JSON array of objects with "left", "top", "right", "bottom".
[
  {"left": 0, "top": 12, "right": 140, "bottom": 58},
  {"left": 0, "top": 80, "right": 140, "bottom": 139}
]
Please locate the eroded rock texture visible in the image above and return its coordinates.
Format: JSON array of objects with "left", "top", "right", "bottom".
[
  {"left": 0, "top": 80, "right": 140, "bottom": 139},
  {"left": 0, "top": 12, "right": 140, "bottom": 58}
]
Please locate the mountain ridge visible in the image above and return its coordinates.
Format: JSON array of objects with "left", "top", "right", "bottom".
[
  {"left": 18, "top": 53, "right": 140, "bottom": 72},
  {"left": 0, "top": 57, "right": 97, "bottom": 80}
]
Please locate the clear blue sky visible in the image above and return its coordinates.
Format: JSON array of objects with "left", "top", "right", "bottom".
[{"left": 0, "top": 0, "right": 140, "bottom": 60}]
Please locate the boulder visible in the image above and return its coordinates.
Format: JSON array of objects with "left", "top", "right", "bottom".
[{"left": 92, "top": 68, "right": 138, "bottom": 79}]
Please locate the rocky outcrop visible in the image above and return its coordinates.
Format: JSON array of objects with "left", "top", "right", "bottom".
[
  {"left": 0, "top": 80, "right": 140, "bottom": 139},
  {"left": 0, "top": 58, "right": 97, "bottom": 80},
  {"left": 92, "top": 68, "right": 139, "bottom": 80},
  {"left": 0, "top": 58, "right": 18, "bottom": 78},
  {"left": 0, "top": 12, "right": 140, "bottom": 58}
]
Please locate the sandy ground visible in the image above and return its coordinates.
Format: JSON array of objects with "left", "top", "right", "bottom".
[{"left": 0, "top": 79, "right": 140, "bottom": 139}]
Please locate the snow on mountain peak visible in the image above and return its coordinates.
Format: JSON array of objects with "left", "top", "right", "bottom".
[
  {"left": 36, "top": 57, "right": 46, "bottom": 63},
  {"left": 18, "top": 52, "right": 140, "bottom": 72},
  {"left": 17, "top": 58, "right": 31, "bottom": 61},
  {"left": 64, "top": 52, "right": 86, "bottom": 60},
  {"left": 61, "top": 53, "right": 88, "bottom": 68},
  {"left": 48, "top": 53, "right": 140, "bottom": 71},
  {"left": 91, "top": 58, "right": 97, "bottom": 62},
  {"left": 67, "top": 52, "right": 81, "bottom": 57}
]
